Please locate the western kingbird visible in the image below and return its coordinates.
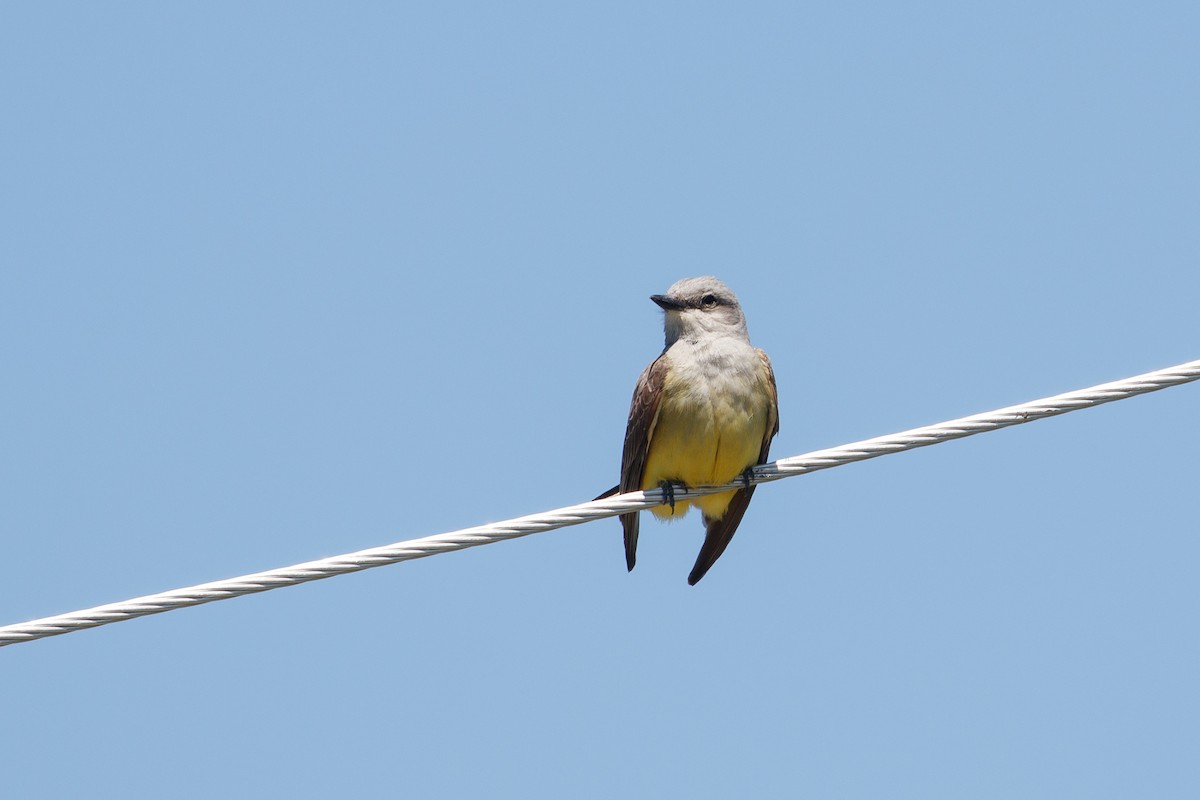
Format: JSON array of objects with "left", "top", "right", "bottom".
[{"left": 607, "top": 276, "right": 779, "bottom": 585}]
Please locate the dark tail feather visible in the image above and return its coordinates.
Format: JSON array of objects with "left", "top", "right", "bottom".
[
  {"left": 622, "top": 513, "right": 639, "bottom": 572},
  {"left": 688, "top": 487, "right": 755, "bottom": 585},
  {"left": 596, "top": 485, "right": 638, "bottom": 572}
]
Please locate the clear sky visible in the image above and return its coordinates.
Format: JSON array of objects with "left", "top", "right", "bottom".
[{"left": 3, "top": 3, "right": 1198, "bottom": 797}]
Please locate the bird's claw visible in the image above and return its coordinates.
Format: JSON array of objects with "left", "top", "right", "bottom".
[
  {"left": 740, "top": 467, "right": 755, "bottom": 490},
  {"left": 659, "top": 480, "right": 678, "bottom": 512}
]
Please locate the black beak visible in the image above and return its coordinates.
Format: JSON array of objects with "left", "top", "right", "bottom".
[{"left": 651, "top": 294, "right": 684, "bottom": 311}]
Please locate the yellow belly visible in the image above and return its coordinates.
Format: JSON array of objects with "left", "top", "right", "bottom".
[{"left": 641, "top": 370, "right": 770, "bottom": 522}]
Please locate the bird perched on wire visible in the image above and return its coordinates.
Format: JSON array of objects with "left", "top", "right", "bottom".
[{"left": 601, "top": 276, "right": 779, "bottom": 585}]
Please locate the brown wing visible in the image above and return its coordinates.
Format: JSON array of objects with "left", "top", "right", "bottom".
[
  {"left": 619, "top": 354, "right": 669, "bottom": 572},
  {"left": 687, "top": 350, "right": 779, "bottom": 585}
]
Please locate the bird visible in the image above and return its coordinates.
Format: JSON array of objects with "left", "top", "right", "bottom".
[{"left": 604, "top": 276, "right": 779, "bottom": 585}]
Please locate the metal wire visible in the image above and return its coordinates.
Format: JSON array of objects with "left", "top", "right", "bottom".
[{"left": 2, "top": 358, "right": 1197, "bottom": 647}]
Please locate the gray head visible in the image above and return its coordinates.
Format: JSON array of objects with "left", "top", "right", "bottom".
[{"left": 651, "top": 276, "right": 750, "bottom": 346}]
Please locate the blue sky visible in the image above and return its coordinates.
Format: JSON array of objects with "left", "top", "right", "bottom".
[{"left": 3, "top": 2, "right": 1198, "bottom": 797}]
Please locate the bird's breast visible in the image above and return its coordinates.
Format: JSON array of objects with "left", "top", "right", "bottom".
[{"left": 641, "top": 340, "right": 773, "bottom": 515}]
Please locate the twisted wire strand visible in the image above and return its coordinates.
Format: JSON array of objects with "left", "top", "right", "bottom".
[{"left": 2, "top": 359, "right": 1197, "bottom": 647}]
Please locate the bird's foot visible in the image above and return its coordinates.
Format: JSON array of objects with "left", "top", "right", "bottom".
[
  {"left": 658, "top": 479, "right": 682, "bottom": 513},
  {"left": 740, "top": 466, "right": 756, "bottom": 490}
]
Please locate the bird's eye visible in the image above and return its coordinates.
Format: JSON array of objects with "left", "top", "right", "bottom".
[{"left": 700, "top": 294, "right": 719, "bottom": 309}]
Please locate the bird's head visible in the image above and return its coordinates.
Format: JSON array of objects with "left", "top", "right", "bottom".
[{"left": 651, "top": 276, "right": 749, "bottom": 346}]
